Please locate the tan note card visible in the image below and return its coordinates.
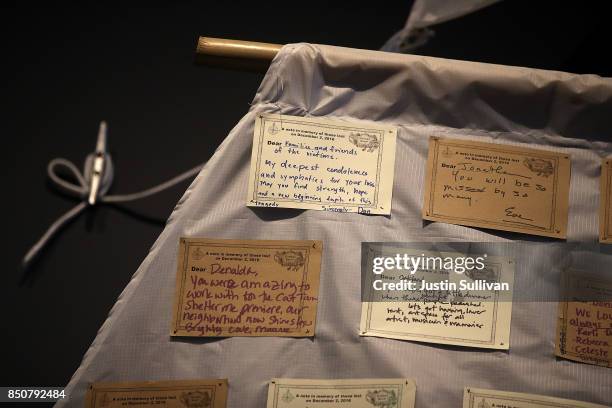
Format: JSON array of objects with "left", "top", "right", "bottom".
[
  {"left": 247, "top": 114, "right": 397, "bottom": 214},
  {"left": 266, "top": 378, "right": 416, "bottom": 408},
  {"left": 85, "top": 379, "right": 228, "bottom": 408},
  {"left": 171, "top": 238, "right": 322, "bottom": 337},
  {"left": 463, "top": 387, "right": 607, "bottom": 408},
  {"left": 556, "top": 271, "right": 612, "bottom": 368},
  {"left": 600, "top": 158, "right": 612, "bottom": 243},
  {"left": 423, "top": 137, "right": 571, "bottom": 238}
]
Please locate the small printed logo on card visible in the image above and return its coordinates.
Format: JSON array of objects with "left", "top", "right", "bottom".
[
  {"left": 274, "top": 250, "right": 305, "bottom": 271},
  {"left": 349, "top": 132, "right": 379, "bottom": 152},
  {"left": 523, "top": 158, "right": 554, "bottom": 177},
  {"left": 180, "top": 390, "right": 212, "bottom": 408}
]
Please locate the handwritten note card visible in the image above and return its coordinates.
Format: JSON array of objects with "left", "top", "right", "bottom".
[
  {"left": 463, "top": 387, "right": 607, "bottom": 408},
  {"left": 85, "top": 379, "right": 228, "bottom": 408},
  {"left": 600, "top": 158, "right": 612, "bottom": 243},
  {"left": 556, "top": 272, "right": 612, "bottom": 368},
  {"left": 171, "top": 238, "right": 321, "bottom": 337},
  {"left": 423, "top": 137, "right": 571, "bottom": 238},
  {"left": 266, "top": 379, "right": 416, "bottom": 408},
  {"left": 247, "top": 114, "right": 397, "bottom": 214},
  {"left": 360, "top": 248, "right": 514, "bottom": 349}
]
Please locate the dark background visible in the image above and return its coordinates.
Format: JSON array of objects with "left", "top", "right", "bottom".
[{"left": 3, "top": 1, "right": 611, "bottom": 406}]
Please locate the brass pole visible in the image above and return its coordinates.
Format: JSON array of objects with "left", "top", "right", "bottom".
[{"left": 195, "top": 36, "right": 283, "bottom": 71}]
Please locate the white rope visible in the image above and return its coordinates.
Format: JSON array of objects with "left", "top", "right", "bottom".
[{"left": 23, "top": 152, "right": 203, "bottom": 268}]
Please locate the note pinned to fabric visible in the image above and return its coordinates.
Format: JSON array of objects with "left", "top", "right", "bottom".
[
  {"left": 171, "top": 238, "right": 322, "bottom": 337},
  {"left": 423, "top": 137, "right": 571, "bottom": 238},
  {"left": 463, "top": 387, "right": 607, "bottom": 408},
  {"left": 600, "top": 158, "right": 612, "bottom": 243},
  {"left": 556, "top": 271, "right": 612, "bottom": 368},
  {"left": 85, "top": 379, "right": 228, "bottom": 408},
  {"left": 360, "top": 247, "right": 514, "bottom": 349},
  {"left": 266, "top": 379, "right": 416, "bottom": 408},
  {"left": 247, "top": 114, "right": 397, "bottom": 214}
]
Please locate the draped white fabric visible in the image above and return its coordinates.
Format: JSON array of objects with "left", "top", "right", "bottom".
[
  {"left": 56, "top": 44, "right": 612, "bottom": 407},
  {"left": 382, "top": 0, "right": 501, "bottom": 52}
]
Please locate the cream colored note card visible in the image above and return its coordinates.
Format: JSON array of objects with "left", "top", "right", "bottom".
[
  {"left": 600, "top": 158, "right": 612, "bottom": 243},
  {"left": 360, "top": 247, "right": 514, "bottom": 349},
  {"left": 266, "top": 379, "right": 416, "bottom": 408},
  {"left": 556, "top": 271, "right": 612, "bottom": 368},
  {"left": 463, "top": 387, "right": 607, "bottom": 408},
  {"left": 85, "top": 379, "right": 228, "bottom": 408},
  {"left": 247, "top": 114, "right": 397, "bottom": 214},
  {"left": 171, "top": 238, "right": 322, "bottom": 337},
  {"left": 423, "top": 137, "right": 571, "bottom": 238}
]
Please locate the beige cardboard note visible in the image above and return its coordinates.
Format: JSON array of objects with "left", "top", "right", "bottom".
[
  {"left": 171, "top": 238, "right": 322, "bottom": 337},
  {"left": 266, "top": 379, "right": 416, "bottom": 408},
  {"left": 600, "top": 158, "right": 612, "bottom": 243},
  {"left": 360, "top": 247, "right": 514, "bottom": 350},
  {"left": 423, "top": 137, "right": 570, "bottom": 238},
  {"left": 247, "top": 114, "right": 397, "bottom": 214},
  {"left": 556, "top": 271, "right": 612, "bottom": 368},
  {"left": 463, "top": 387, "right": 607, "bottom": 408},
  {"left": 85, "top": 379, "right": 228, "bottom": 408}
]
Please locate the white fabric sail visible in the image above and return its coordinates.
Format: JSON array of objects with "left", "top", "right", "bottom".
[
  {"left": 56, "top": 43, "right": 612, "bottom": 407},
  {"left": 382, "top": 0, "right": 502, "bottom": 51}
]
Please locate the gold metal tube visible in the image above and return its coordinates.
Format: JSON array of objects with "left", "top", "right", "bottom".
[{"left": 195, "top": 36, "right": 283, "bottom": 71}]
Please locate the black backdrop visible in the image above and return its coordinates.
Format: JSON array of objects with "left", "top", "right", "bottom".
[{"left": 3, "top": 1, "right": 611, "bottom": 406}]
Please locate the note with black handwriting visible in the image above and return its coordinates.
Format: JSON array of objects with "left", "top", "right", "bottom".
[
  {"left": 463, "top": 387, "right": 607, "bottom": 408},
  {"left": 600, "top": 158, "right": 612, "bottom": 243},
  {"left": 171, "top": 238, "right": 322, "bottom": 337},
  {"left": 556, "top": 271, "right": 612, "bottom": 368},
  {"left": 360, "top": 247, "right": 514, "bottom": 349},
  {"left": 85, "top": 379, "right": 228, "bottom": 408},
  {"left": 266, "top": 379, "right": 416, "bottom": 408},
  {"left": 247, "top": 114, "right": 397, "bottom": 214},
  {"left": 423, "top": 137, "right": 570, "bottom": 238}
]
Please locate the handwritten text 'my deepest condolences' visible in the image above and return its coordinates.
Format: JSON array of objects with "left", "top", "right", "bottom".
[{"left": 247, "top": 114, "right": 397, "bottom": 214}]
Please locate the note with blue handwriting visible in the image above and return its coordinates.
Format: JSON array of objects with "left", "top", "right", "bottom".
[
  {"left": 423, "top": 137, "right": 570, "bottom": 238},
  {"left": 247, "top": 114, "right": 397, "bottom": 214},
  {"left": 266, "top": 379, "right": 416, "bottom": 408}
]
